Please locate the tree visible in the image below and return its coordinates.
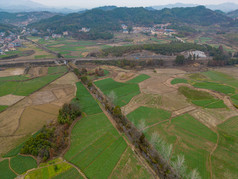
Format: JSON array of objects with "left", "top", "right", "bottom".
[
  {"left": 128, "top": 26, "right": 133, "bottom": 34},
  {"left": 57, "top": 53, "right": 63, "bottom": 58},
  {"left": 175, "top": 55, "right": 186, "bottom": 65}
]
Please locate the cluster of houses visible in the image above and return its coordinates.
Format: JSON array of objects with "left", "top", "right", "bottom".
[
  {"left": 0, "top": 32, "right": 22, "bottom": 55},
  {"left": 121, "top": 23, "right": 176, "bottom": 36}
]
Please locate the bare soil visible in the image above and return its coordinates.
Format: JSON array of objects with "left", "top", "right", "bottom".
[
  {"left": 0, "top": 72, "right": 78, "bottom": 155},
  {"left": 0, "top": 68, "right": 25, "bottom": 77},
  {"left": 0, "top": 95, "right": 25, "bottom": 106}
]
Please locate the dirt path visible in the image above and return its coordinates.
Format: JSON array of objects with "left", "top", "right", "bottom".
[
  {"left": 65, "top": 160, "right": 87, "bottom": 179},
  {"left": 209, "top": 131, "right": 219, "bottom": 179}
]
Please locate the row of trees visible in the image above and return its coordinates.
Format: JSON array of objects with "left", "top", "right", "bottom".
[{"left": 100, "top": 42, "right": 211, "bottom": 57}]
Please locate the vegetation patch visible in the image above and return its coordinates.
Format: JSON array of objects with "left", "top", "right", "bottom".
[
  {"left": 171, "top": 78, "right": 188, "bottom": 85},
  {"left": 0, "top": 160, "right": 17, "bottom": 179},
  {"left": 73, "top": 82, "right": 102, "bottom": 115},
  {"left": 48, "top": 66, "right": 68, "bottom": 74},
  {"left": 25, "top": 159, "right": 77, "bottom": 179},
  {"left": 178, "top": 86, "right": 214, "bottom": 100},
  {"left": 94, "top": 78, "right": 140, "bottom": 106},
  {"left": 110, "top": 147, "right": 153, "bottom": 178},
  {"left": 127, "top": 74, "right": 150, "bottom": 83},
  {"left": 0, "top": 105, "right": 8, "bottom": 112},
  {"left": 193, "top": 82, "right": 235, "bottom": 95},
  {"left": 10, "top": 155, "right": 37, "bottom": 174},
  {"left": 127, "top": 106, "right": 171, "bottom": 128},
  {"left": 64, "top": 112, "right": 127, "bottom": 178},
  {"left": 0, "top": 73, "right": 65, "bottom": 97}
]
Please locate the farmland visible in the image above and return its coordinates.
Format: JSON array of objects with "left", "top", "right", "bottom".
[
  {"left": 94, "top": 76, "right": 148, "bottom": 106},
  {"left": 65, "top": 82, "right": 153, "bottom": 178}
]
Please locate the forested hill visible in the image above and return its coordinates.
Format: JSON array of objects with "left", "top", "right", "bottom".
[
  {"left": 29, "top": 6, "right": 232, "bottom": 33},
  {"left": 0, "top": 11, "right": 59, "bottom": 25},
  {"left": 227, "top": 9, "right": 238, "bottom": 18},
  {"left": 0, "top": 23, "right": 17, "bottom": 32}
]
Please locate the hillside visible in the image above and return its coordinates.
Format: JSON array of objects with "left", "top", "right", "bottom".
[
  {"left": 29, "top": 6, "right": 232, "bottom": 34},
  {"left": 0, "top": 23, "right": 17, "bottom": 32},
  {"left": 0, "top": 11, "right": 59, "bottom": 25},
  {"left": 227, "top": 9, "right": 238, "bottom": 18}
]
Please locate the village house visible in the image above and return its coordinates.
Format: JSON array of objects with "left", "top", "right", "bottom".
[
  {"left": 52, "top": 34, "right": 62, "bottom": 38},
  {"left": 80, "top": 27, "right": 91, "bottom": 32},
  {"left": 63, "top": 31, "right": 69, "bottom": 36}
]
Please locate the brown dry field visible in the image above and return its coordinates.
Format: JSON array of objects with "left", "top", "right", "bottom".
[
  {"left": 0, "top": 95, "right": 25, "bottom": 106},
  {"left": 0, "top": 68, "right": 25, "bottom": 77},
  {"left": 0, "top": 72, "right": 78, "bottom": 155},
  {"left": 27, "top": 67, "right": 48, "bottom": 77}
]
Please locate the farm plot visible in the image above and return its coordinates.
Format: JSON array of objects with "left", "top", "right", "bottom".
[
  {"left": 109, "top": 147, "right": 153, "bottom": 179},
  {"left": 212, "top": 116, "right": 238, "bottom": 178},
  {"left": 126, "top": 74, "right": 150, "bottom": 83},
  {"left": 10, "top": 155, "right": 37, "bottom": 174},
  {"left": 74, "top": 82, "right": 102, "bottom": 115},
  {"left": 0, "top": 72, "right": 64, "bottom": 97},
  {"left": 142, "top": 113, "right": 217, "bottom": 178},
  {"left": 64, "top": 112, "right": 127, "bottom": 179},
  {"left": 48, "top": 66, "right": 68, "bottom": 74},
  {"left": 65, "top": 81, "right": 153, "bottom": 179},
  {"left": 178, "top": 86, "right": 226, "bottom": 108},
  {"left": 193, "top": 82, "right": 235, "bottom": 95},
  {"left": 127, "top": 106, "right": 171, "bottom": 128},
  {"left": 24, "top": 158, "right": 82, "bottom": 179},
  {"left": 94, "top": 78, "right": 140, "bottom": 106},
  {"left": 0, "top": 159, "right": 16, "bottom": 179},
  {"left": 170, "top": 78, "right": 188, "bottom": 85}
]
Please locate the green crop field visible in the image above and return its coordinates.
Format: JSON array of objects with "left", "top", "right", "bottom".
[
  {"left": 127, "top": 106, "right": 171, "bottom": 128},
  {"left": 10, "top": 155, "right": 37, "bottom": 174},
  {"left": 52, "top": 167, "right": 83, "bottom": 179},
  {"left": 74, "top": 82, "right": 102, "bottom": 115},
  {"left": 25, "top": 159, "right": 77, "bottom": 179},
  {"left": 0, "top": 73, "right": 64, "bottom": 97},
  {"left": 110, "top": 147, "right": 153, "bottom": 179},
  {"left": 143, "top": 113, "right": 217, "bottom": 178},
  {"left": 64, "top": 112, "right": 127, "bottom": 179},
  {"left": 171, "top": 78, "right": 188, "bottom": 85},
  {"left": 127, "top": 74, "right": 150, "bottom": 83},
  {"left": 211, "top": 116, "right": 238, "bottom": 178},
  {"left": 48, "top": 66, "right": 68, "bottom": 74},
  {"left": 94, "top": 78, "right": 140, "bottom": 106},
  {"left": 65, "top": 82, "right": 152, "bottom": 178},
  {"left": 0, "top": 160, "right": 17, "bottom": 179},
  {"left": 193, "top": 82, "right": 235, "bottom": 95},
  {"left": 0, "top": 75, "right": 29, "bottom": 82},
  {"left": 178, "top": 86, "right": 227, "bottom": 108}
]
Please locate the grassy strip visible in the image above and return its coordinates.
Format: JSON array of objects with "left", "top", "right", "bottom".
[
  {"left": 171, "top": 78, "right": 188, "bottom": 85},
  {"left": 0, "top": 105, "right": 8, "bottom": 112}
]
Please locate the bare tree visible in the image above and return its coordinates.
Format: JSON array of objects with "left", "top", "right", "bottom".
[{"left": 108, "top": 91, "right": 117, "bottom": 104}]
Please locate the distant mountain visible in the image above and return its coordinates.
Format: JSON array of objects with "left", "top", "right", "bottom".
[
  {"left": 206, "top": 3, "right": 238, "bottom": 13},
  {"left": 227, "top": 9, "right": 238, "bottom": 18},
  {"left": 0, "top": 11, "right": 60, "bottom": 25},
  {"left": 0, "top": 0, "right": 85, "bottom": 13},
  {"left": 29, "top": 6, "right": 232, "bottom": 34},
  {"left": 150, "top": 3, "right": 198, "bottom": 10},
  {"left": 151, "top": 2, "right": 238, "bottom": 13}
]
